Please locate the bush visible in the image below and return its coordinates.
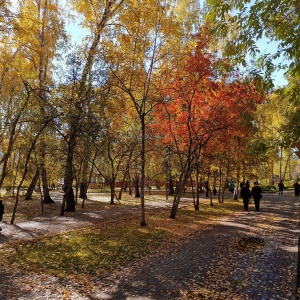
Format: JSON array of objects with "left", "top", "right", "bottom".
[{"left": 261, "top": 185, "right": 276, "bottom": 192}]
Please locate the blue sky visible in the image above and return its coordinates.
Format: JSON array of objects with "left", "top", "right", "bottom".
[
  {"left": 64, "top": 21, "right": 288, "bottom": 88},
  {"left": 10, "top": 0, "right": 287, "bottom": 88},
  {"left": 255, "top": 38, "right": 288, "bottom": 88}
]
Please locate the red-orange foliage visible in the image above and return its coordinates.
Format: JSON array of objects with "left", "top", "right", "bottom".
[{"left": 151, "top": 29, "right": 264, "bottom": 155}]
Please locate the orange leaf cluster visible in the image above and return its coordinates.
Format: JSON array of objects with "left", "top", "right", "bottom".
[{"left": 150, "top": 28, "right": 264, "bottom": 155}]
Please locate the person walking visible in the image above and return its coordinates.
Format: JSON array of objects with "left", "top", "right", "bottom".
[
  {"left": 240, "top": 181, "right": 245, "bottom": 197},
  {"left": 294, "top": 182, "right": 300, "bottom": 196},
  {"left": 246, "top": 180, "right": 250, "bottom": 188},
  {"left": 213, "top": 186, "right": 217, "bottom": 196},
  {"left": 205, "top": 181, "right": 209, "bottom": 197},
  {"left": 251, "top": 181, "right": 263, "bottom": 211},
  {"left": 229, "top": 181, "right": 235, "bottom": 193},
  {"left": 241, "top": 182, "right": 251, "bottom": 211},
  {"left": 278, "top": 180, "right": 284, "bottom": 195}
]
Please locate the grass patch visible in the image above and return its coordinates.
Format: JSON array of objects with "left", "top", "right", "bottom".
[
  {"left": 2, "top": 219, "right": 165, "bottom": 279},
  {"left": 1, "top": 191, "right": 242, "bottom": 282}
]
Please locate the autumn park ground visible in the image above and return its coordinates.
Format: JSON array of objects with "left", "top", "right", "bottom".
[{"left": 0, "top": 189, "right": 300, "bottom": 299}]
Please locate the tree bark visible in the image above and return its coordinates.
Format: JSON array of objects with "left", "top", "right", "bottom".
[
  {"left": 25, "top": 167, "right": 39, "bottom": 200},
  {"left": 61, "top": 130, "right": 76, "bottom": 215},
  {"left": 170, "top": 171, "right": 189, "bottom": 219},
  {"left": 194, "top": 166, "right": 200, "bottom": 210},
  {"left": 79, "top": 136, "right": 91, "bottom": 200},
  {"left": 61, "top": 0, "right": 124, "bottom": 213},
  {"left": 140, "top": 115, "right": 146, "bottom": 226},
  {"left": 169, "top": 176, "right": 174, "bottom": 196},
  {"left": 110, "top": 181, "right": 115, "bottom": 205},
  {"left": 41, "top": 164, "right": 54, "bottom": 203},
  {"left": 134, "top": 174, "right": 140, "bottom": 198}
]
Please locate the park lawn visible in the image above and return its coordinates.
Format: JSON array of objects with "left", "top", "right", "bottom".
[{"left": 0, "top": 192, "right": 242, "bottom": 285}]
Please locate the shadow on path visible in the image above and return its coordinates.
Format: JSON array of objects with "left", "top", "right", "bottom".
[{"left": 0, "top": 191, "right": 299, "bottom": 300}]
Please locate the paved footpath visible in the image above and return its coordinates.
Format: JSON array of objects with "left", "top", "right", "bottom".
[
  {"left": 85, "top": 192, "right": 300, "bottom": 300},
  {"left": 0, "top": 191, "right": 300, "bottom": 299}
]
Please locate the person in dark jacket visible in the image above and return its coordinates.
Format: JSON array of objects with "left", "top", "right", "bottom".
[
  {"left": 205, "top": 181, "right": 209, "bottom": 197},
  {"left": 294, "top": 182, "right": 300, "bottom": 196},
  {"left": 278, "top": 180, "right": 284, "bottom": 195},
  {"left": 241, "top": 182, "right": 251, "bottom": 211},
  {"left": 0, "top": 200, "right": 4, "bottom": 231},
  {"left": 251, "top": 182, "right": 263, "bottom": 211}
]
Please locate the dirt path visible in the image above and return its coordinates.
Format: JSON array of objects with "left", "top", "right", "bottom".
[{"left": 83, "top": 191, "right": 300, "bottom": 300}]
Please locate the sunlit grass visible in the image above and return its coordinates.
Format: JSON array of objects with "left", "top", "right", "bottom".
[
  {"left": 1, "top": 197, "right": 242, "bottom": 282},
  {"left": 2, "top": 219, "right": 166, "bottom": 278}
]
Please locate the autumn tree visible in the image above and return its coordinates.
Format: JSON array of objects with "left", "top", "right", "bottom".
[
  {"left": 0, "top": 3, "right": 27, "bottom": 191},
  {"left": 206, "top": 1, "right": 300, "bottom": 156},
  {"left": 152, "top": 29, "right": 264, "bottom": 218},
  {"left": 91, "top": 88, "right": 139, "bottom": 205},
  {"left": 249, "top": 91, "right": 297, "bottom": 184},
  {"left": 10, "top": 0, "right": 66, "bottom": 202},
  {"left": 101, "top": 0, "right": 202, "bottom": 225},
  {"left": 59, "top": 0, "right": 124, "bottom": 214},
  {"left": 206, "top": 0, "right": 300, "bottom": 88}
]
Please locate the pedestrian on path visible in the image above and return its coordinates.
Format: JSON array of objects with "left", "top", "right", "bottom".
[
  {"left": 251, "top": 181, "right": 262, "bottom": 211},
  {"left": 213, "top": 186, "right": 217, "bottom": 196},
  {"left": 239, "top": 181, "right": 244, "bottom": 195},
  {"left": 278, "top": 180, "right": 284, "bottom": 195},
  {"left": 229, "top": 181, "right": 235, "bottom": 193},
  {"left": 0, "top": 199, "right": 4, "bottom": 231},
  {"left": 294, "top": 181, "right": 300, "bottom": 196},
  {"left": 205, "top": 181, "right": 210, "bottom": 197},
  {"left": 241, "top": 182, "right": 251, "bottom": 211}
]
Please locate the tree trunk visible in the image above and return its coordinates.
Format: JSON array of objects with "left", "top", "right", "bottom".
[
  {"left": 222, "top": 160, "right": 231, "bottom": 203},
  {"left": 282, "top": 151, "right": 291, "bottom": 182},
  {"left": 169, "top": 176, "right": 174, "bottom": 196},
  {"left": 209, "top": 181, "right": 213, "bottom": 206},
  {"left": 134, "top": 174, "right": 140, "bottom": 198},
  {"left": 271, "top": 160, "right": 275, "bottom": 185},
  {"left": 82, "top": 154, "right": 96, "bottom": 208},
  {"left": 79, "top": 141, "right": 90, "bottom": 199},
  {"left": 279, "top": 147, "right": 283, "bottom": 180},
  {"left": 63, "top": 187, "right": 75, "bottom": 212},
  {"left": 140, "top": 115, "right": 146, "bottom": 226},
  {"left": 25, "top": 167, "right": 39, "bottom": 200},
  {"left": 61, "top": 130, "right": 76, "bottom": 215},
  {"left": 41, "top": 164, "right": 54, "bottom": 203},
  {"left": 190, "top": 174, "right": 197, "bottom": 210},
  {"left": 128, "top": 171, "right": 132, "bottom": 196},
  {"left": 165, "top": 158, "right": 169, "bottom": 200},
  {"left": 170, "top": 171, "right": 189, "bottom": 219},
  {"left": 110, "top": 181, "right": 115, "bottom": 205},
  {"left": 61, "top": 0, "right": 124, "bottom": 214},
  {"left": 118, "top": 169, "right": 128, "bottom": 200},
  {"left": 74, "top": 167, "right": 80, "bottom": 204},
  {"left": 119, "top": 149, "right": 133, "bottom": 200},
  {"left": 11, "top": 152, "right": 21, "bottom": 197},
  {"left": 195, "top": 167, "right": 200, "bottom": 210},
  {"left": 218, "top": 165, "right": 222, "bottom": 203}
]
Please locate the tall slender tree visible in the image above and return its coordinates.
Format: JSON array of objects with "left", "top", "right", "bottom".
[{"left": 60, "top": 0, "right": 124, "bottom": 214}]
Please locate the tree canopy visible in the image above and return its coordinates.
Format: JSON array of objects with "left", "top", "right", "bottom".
[
  {"left": 206, "top": 0, "right": 300, "bottom": 88},
  {"left": 0, "top": 0, "right": 298, "bottom": 224}
]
